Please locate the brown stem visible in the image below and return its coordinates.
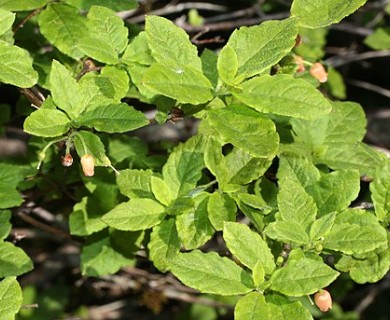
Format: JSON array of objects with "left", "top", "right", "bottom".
[{"left": 13, "top": 8, "right": 43, "bottom": 33}]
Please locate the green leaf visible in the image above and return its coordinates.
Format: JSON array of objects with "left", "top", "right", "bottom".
[
  {"left": 0, "top": 164, "right": 26, "bottom": 209},
  {"left": 148, "top": 218, "right": 180, "bottom": 272},
  {"left": 69, "top": 196, "right": 109, "bottom": 236},
  {"left": 223, "top": 18, "right": 298, "bottom": 82},
  {"left": 79, "top": 66, "right": 130, "bottom": 106},
  {"left": 233, "top": 75, "right": 332, "bottom": 119},
  {"left": 291, "top": 0, "right": 367, "bottom": 28},
  {"left": 317, "top": 142, "right": 386, "bottom": 177},
  {"left": 0, "top": 242, "right": 33, "bottom": 277},
  {"left": 0, "top": 277, "right": 22, "bottom": 320},
  {"left": 75, "top": 103, "right": 148, "bottom": 133},
  {"left": 0, "top": 185, "right": 22, "bottom": 209},
  {"left": 23, "top": 108, "right": 70, "bottom": 137},
  {"left": 269, "top": 258, "right": 339, "bottom": 296},
  {"left": 0, "top": 40, "right": 38, "bottom": 87},
  {"left": 306, "top": 170, "right": 360, "bottom": 216},
  {"left": 116, "top": 169, "right": 155, "bottom": 199},
  {"left": 145, "top": 15, "right": 202, "bottom": 70},
  {"left": 309, "top": 212, "right": 337, "bottom": 241},
  {"left": 49, "top": 60, "right": 84, "bottom": 119},
  {"left": 77, "top": 6, "right": 128, "bottom": 64},
  {"left": 265, "top": 220, "right": 310, "bottom": 244},
  {"left": 142, "top": 62, "right": 213, "bottom": 104},
  {"left": 165, "top": 196, "right": 194, "bottom": 216},
  {"left": 278, "top": 152, "right": 320, "bottom": 188},
  {"left": 169, "top": 250, "right": 254, "bottom": 295},
  {"left": 326, "top": 67, "right": 346, "bottom": 99},
  {"left": 102, "top": 198, "right": 165, "bottom": 231},
  {"left": 150, "top": 176, "right": 172, "bottom": 206},
  {"left": 217, "top": 44, "right": 238, "bottom": 84},
  {"left": 278, "top": 178, "right": 317, "bottom": 228},
  {"left": 0, "top": 210, "right": 11, "bottom": 240},
  {"left": 162, "top": 134, "right": 206, "bottom": 198},
  {"left": 205, "top": 105, "right": 279, "bottom": 158},
  {"left": 0, "top": 0, "right": 48, "bottom": 11},
  {"left": 73, "top": 130, "right": 110, "bottom": 166},
  {"left": 64, "top": 0, "right": 137, "bottom": 11},
  {"left": 121, "top": 31, "right": 154, "bottom": 66},
  {"left": 324, "top": 101, "right": 366, "bottom": 143},
  {"left": 266, "top": 294, "right": 313, "bottom": 320},
  {"left": 204, "top": 138, "right": 272, "bottom": 189},
  {"left": 291, "top": 101, "right": 366, "bottom": 146},
  {"left": 335, "top": 247, "right": 390, "bottom": 284},
  {"left": 323, "top": 217, "right": 387, "bottom": 255},
  {"left": 253, "top": 262, "right": 265, "bottom": 287},
  {"left": 364, "top": 28, "right": 390, "bottom": 50},
  {"left": 176, "top": 194, "right": 214, "bottom": 250},
  {"left": 235, "top": 292, "right": 270, "bottom": 320},
  {"left": 224, "top": 222, "right": 275, "bottom": 273},
  {"left": 81, "top": 230, "right": 138, "bottom": 276},
  {"left": 207, "top": 193, "right": 236, "bottom": 230},
  {"left": 294, "top": 27, "right": 328, "bottom": 59},
  {"left": 201, "top": 48, "right": 218, "bottom": 88},
  {"left": 38, "top": 3, "right": 88, "bottom": 59},
  {"left": 371, "top": 159, "right": 390, "bottom": 222},
  {"left": 0, "top": 9, "right": 14, "bottom": 36}
]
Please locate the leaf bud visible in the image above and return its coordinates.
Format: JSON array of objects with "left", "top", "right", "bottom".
[
  {"left": 310, "top": 62, "right": 328, "bottom": 83},
  {"left": 80, "top": 154, "right": 95, "bottom": 177},
  {"left": 61, "top": 153, "right": 73, "bottom": 167},
  {"left": 314, "top": 289, "right": 332, "bottom": 312}
]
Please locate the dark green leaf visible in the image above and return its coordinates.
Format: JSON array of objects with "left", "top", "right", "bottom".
[{"left": 148, "top": 218, "right": 180, "bottom": 272}]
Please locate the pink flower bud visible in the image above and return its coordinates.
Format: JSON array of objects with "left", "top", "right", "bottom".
[
  {"left": 80, "top": 154, "right": 95, "bottom": 177},
  {"left": 61, "top": 153, "right": 73, "bottom": 167},
  {"left": 294, "top": 56, "right": 305, "bottom": 73},
  {"left": 310, "top": 62, "right": 328, "bottom": 83},
  {"left": 314, "top": 289, "right": 332, "bottom": 312}
]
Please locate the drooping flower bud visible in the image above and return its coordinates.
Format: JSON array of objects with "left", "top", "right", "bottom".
[
  {"left": 314, "top": 289, "right": 332, "bottom": 312},
  {"left": 80, "top": 154, "right": 95, "bottom": 177},
  {"left": 294, "top": 55, "right": 305, "bottom": 73},
  {"left": 310, "top": 62, "right": 328, "bottom": 83},
  {"left": 61, "top": 153, "right": 73, "bottom": 167}
]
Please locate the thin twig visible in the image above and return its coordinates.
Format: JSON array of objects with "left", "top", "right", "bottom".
[
  {"left": 326, "top": 50, "right": 390, "bottom": 67},
  {"left": 15, "top": 209, "right": 72, "bottom": 240},
  {"left": 329, "top": 22, "right": 373, "bottom": 37},
  {"left": 13, "top": 8, "right": 43, "bottom": 33},
  {"left": 346, "top": 79, "right": 390, "bottom": 99},
  {"left": 127, "top": 2, "right": 228, "bottom": 24},
  {"left": 176, "top": 12, "right": 289, "bottom": 33}
]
